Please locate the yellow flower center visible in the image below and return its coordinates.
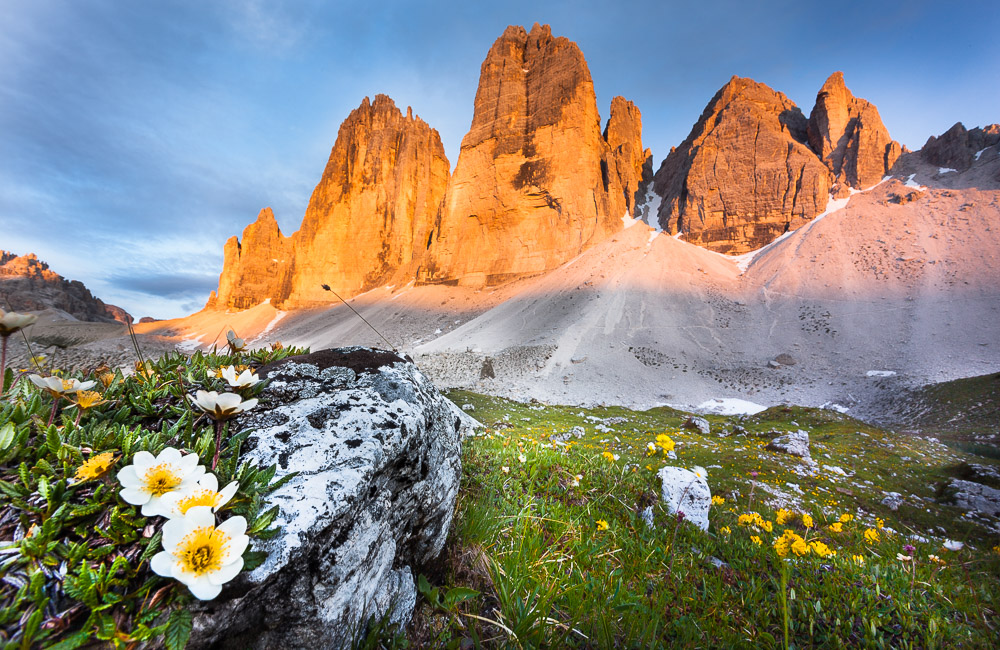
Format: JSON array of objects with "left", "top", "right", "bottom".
[
  {"left": 176, "top": 489, "right": 222, "bottom": 515},
  {"left": 75, "top": 452, "right": 116, "bottom": 480},
  {"left": 143, "top": 463, "right": 183, "bottom": 496},
  {"left": 61, "top": 380, "right": 75, "bottom": 391},
  {"left": 75, "top": 390, "right": 104, "bottom": 409},
  {"left": 179, "top": 526, "right": 228, "bottom": 576}
]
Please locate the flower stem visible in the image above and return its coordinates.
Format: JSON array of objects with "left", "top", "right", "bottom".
[
  {"left": 47, "top": 396, "right": 61, "bottom": 426},
  {"left": 212, "top": 419, "right": 224, "bottom": 470},
  {"left": 0, "top": 336, "right": 7, "bottom": 393}
]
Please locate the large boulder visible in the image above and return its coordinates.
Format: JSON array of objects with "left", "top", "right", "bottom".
[
  {"left": 657, "top": 466, "right": 711, "bottom": 531},
  {"left": 188, "top": 348, "right": 462, "bottom": 649}
]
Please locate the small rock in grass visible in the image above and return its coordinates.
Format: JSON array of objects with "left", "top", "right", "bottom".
[
  {"left": 881, "top": 492, "right": 904, "bottom": 511},
  {"left": 461, "top": 403, "right": 475, "bottom": 411},
  {"left": 640, "top": 506, "right": 655, "bottom": 529},
  {"left": 657, "top": 466, "right": 711, "bottom": 531},
  {"left": 682, "top": 416, "right": 710, "bottom": 436},
  {"left": 766, "top": 430, "right": 811, "bottom": 460}
]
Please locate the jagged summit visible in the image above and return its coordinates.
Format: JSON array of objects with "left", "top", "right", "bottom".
[
  {"left": 651, "top": 76, "right": 831, "bottom": 254},
  {"left": 419, "top": 23, "right": 646, "bottom": 286},
  {"left": 807, "top": 71, "right": 901, "bottom": 192}
]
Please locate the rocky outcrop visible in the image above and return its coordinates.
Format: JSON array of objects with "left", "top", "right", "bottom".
[
  {"left": 420, "top": 24, "right": 644, "bottom": 286},
  {"left": 0, "top": 251, "right": 131, "bottom": 323},
  {"left": 210, "top": 95, "right": 450, "bottom": 310},
  {"left": 604, "top": 96, "right": 654, "bottom": 215},
  {"left": 807, "top": 72, "right": 901, "bottom": 192},
  {"left": 657, "top": 466, "right": 711, "bottom": 531},
  {"left": 765, "top": 430, "right": 812, "bottom": 461},
  {"left": 189, "top": 348, "right": 463, "bottom": 648},
  {"left": 921, "top": 122, "right": 1000, "bottom": 171},
  {"left": 208, "top": 208, "right": 294, "bottom": 310},
  {"left": 652, "top": 76, "right": 831, "bottom": 254}
]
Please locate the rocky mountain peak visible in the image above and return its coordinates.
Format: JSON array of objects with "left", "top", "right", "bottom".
[
  {"left": 807, "top": 72, "right": 901, "bottom": 191},
  {"left": 651, "top": 76, "right": 831, "bottom": 254},
  {"left": 0, "top": 251, "right": 131, "bottom": 323},
  {"left": 921, "top": 122, "right": 1000, "bottom": 171},
  {"left": 420, "top": 24, "right": 640, "bottom": 286}
]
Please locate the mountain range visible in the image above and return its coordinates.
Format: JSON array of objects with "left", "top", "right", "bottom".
[{"left": 118, "top": 24, "right": 1000, "bottom": 411}]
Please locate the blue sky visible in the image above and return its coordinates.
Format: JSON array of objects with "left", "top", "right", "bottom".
[{"left": 2, "top": 0, "right": 998, "bottom": 319}]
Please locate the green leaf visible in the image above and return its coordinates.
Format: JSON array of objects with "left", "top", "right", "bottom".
[
  {"left": 164, "top": 607, "right": 193, "bottom": 650},
  {"left": 44, "top": 629, "right": 92, "bottom": 650},
  {"left": 140, "top": 531, "right": 163, "bottom": 564},
  {"left": 248, "top": 506, "right": 279, "bottom": 535},
  {"left": 46, "top": 426, "right": 61, "bottom": 455},
  {"left": 0, "top": 422, "right": 14, "bottom": 449},
  {"left": 241, "top": 550, "right": 267, "bottom": 572},
  {"left": 443, "top": 587, "right": 480, "bottom": 608}
]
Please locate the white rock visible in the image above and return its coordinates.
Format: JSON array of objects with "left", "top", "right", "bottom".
[
  {"left": 657, "top": 466, "right": 711, "bottom": 531},
  {"left": 766, "top": 430, "right": 812, "bottom": 460}
]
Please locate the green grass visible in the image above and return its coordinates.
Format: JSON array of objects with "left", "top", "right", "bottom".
[{"left": 395, "top": 391, "right": 1000, "bottom": 648}]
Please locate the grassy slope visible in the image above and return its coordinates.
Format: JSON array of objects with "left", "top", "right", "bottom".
[{"left": 390, "top": 391, "right": 1000, "bottom": 649}]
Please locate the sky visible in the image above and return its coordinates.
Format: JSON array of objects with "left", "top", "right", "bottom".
[{"left": 2, "top": 0, "right": 998, "bottom": 320}]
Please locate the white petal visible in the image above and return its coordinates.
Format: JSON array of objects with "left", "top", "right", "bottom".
[
  {"left": 157, "top": 447, "right": 182, "bottom": 466},
  {"left": 215, "top": 481, "right": 239, "bottom": 510},
  {"left": 209, "top": 557, "right": 244, "bottom": 585},
  {"left": 216, "top": 393, "right": 243, "bottom": 409},
  {"left": 141, "top": 497, "right": 169, "bottom": 518},
  {"left": 224, "top": 534, "right": 249, "bottom": 562},
  {"left": 76, "top": 380, "right": 96, "bottom": 392},
  {"left": 28, "top": 375, "right": 48, "bottom": 389},
  {"left": 217, "top": 515, "right": 248, "bottom": 539},
  {"left": 186, "top": 576, "right": 222, "bottom": 601},
  {"left": 161, "top": 518, "right": 188, "bottom": 551},
  {"left": 157, "top": 492, "right": 183, "bottom": 519},
  {"left": 131, "top": 451, "right": 156, "bottom": 471},
  {"left": 150, "top": 552, "right": 176, "bottom": 577},
  {"left": 221, "top": 366, "right": 237, "bottom": 384},
  {"left": 184, "top": 506, "right": 216, "bottom": 530},
  {"left": 119, "top": 487, "right": 151, "bottom": 506},
  {"left": 199, "top": 473, "right": 219, "bottom": 492},
  {"left": 236, "top": 398, "right": 258, "bottom": 413},
  {"left": 116, "top": 465, "right": 140, "bottom": 487}
]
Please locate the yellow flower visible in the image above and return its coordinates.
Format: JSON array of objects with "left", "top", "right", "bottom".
[
  {"left": 719, "top": 526, "right": 732, "bottom": 535},
  {"left": 72, "top": 390, "right": 108, "bottom": 410},
  {"left": 75, "top": 452, "right": 116, "bottom": 481},
  {"left": 852, "top": 554, "right": 865, "bottom": 565},
  {"left": 711, "top": 495, "right": 725, "bottom": 506},
  {"left": 828, "top": 522, "right": 843, "bottom": 533},
  {"left": 839, "top": 513, "right": 854, "bottom": 524},
  {"left": 761, "top": 520, "right": 773, "bottom": 533},
  {"left": 928, "top": 554, "right": 945, "bottom": 565},
  {"left": 601, "top": 451, "right": 618, "bottom": 463},
  {"left": 801, "top": 514, "right": 814, "bottom": 529},
  {"left": 863, "top": 528, "right": 880, "bottom": 544},
  {"left": 791, "top": 539, "right": 810, "bottom": 556},
  {"left": 646, "top": 442, "right": 658, "bottom": 456},
  {"left": 655, "top": 434, "right": 674, "bottom": 452},
  {"left": 775, "top": 509, "right": 793, "bottom": 525},
  {"left": 750, "top": 535, "right": 762, "bottom": 546},
  {"left": 810, "top": 541, "right": 836, "bottom": 558},
  {"left": 993, "top": 545, "right": 1000, "bottom": 556},
  {"left": 596, "top": 519, "right": 609, "bottom": 531},
  {"left": 875, "top": 518, "right": 884, "bottom": 529}
]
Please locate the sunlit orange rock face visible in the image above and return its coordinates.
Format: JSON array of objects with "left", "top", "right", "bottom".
[
  {"left": 807, "top": 72, "right": 901, "bottom": 192},
  {"left": 419, "top": 24, "right": 645, "bottom": 285},
  {"left": 209, "top": 95, "right": 450, "bottom": 310},
  {"left": 652, "top": 76, "right": 832, "bottom": 255}
]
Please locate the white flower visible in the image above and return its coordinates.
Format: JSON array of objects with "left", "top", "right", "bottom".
[
  {"left": 28, "top": 375, "right": 96, "bottom": 395},
  {"left": 518, "top": 453, "right": 526, "bottom": 463},
  {"left": 896, "top": 553, "right": 912, "bottom": 562},
  {"left": 117, "top": 448, "right": 205, "bottom": 517},
  {"left": 501, "top": 466, "right": 510, "bottom": 474},
  {"left": 0, "top": 309, "right": 37, "bottom": 336},
  {"left": 226, "top": 330, "right": 246, "bottom": 352},
  {"left": 158, "top": 473, "right": 239, "bottom": 519},
  {"left": 189, "top": 390, "right": 258, "bottom": 421},
  {"left": 220, "top": 366, "right": 261, "bottom": 389},
  {"left": 150, "top": 506, "right": 248, "bottom": 600},
  {"left": 943, "top": 539, "right": 964, "bottom": 551}
]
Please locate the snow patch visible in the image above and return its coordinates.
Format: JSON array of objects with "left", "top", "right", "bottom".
[
  {"left": 866, "top": 370, "right": 896, "bottom": 377},
  {"left": 622, "top": 210, "right": 640, "bottom": 229},
  {"left": 176, "top": 335, "right": 205, "bottom": 352},
  {"left": 672, "top": 231, "right": 685, "bottom": 240},
  {"left": 647, "top": 230, "right": 659, "bottom": 246},
  {"left": 904, "top": 174, "right": 926, "bottom": 189},
  {"left": 937, "top": 167, "right": 957, "bottom": 174},
  {"left": 821, "top": 402, "right": 850, "bottom": 414},
  {"left": 261, "top": 311, "right": 287, "bottom": 336},
  {"left": 975, "top": 148, "right": 987, "bottom": 161},
  {"left": 694, "top": 398, "right": 768, "bottom": 415},
  {"left": 637, "top": 185, "right": 662, "bottom": 231}
]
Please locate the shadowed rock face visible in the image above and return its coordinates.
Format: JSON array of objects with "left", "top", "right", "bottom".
[
  {"left": 209, "top": 95, "right": 450, "bottom": 310},
  {"left": 0, "top": 251, "right": 131, "bottom": 323},
  {"left": 921, "top": 122, "right": 1000, "bottom": 171},
  {"left": 652, "top": 76, "right": 832, "bottom": 254},
  {"left": 807, "top": 72, "right": 901, "bottom": 192},
  {"left": 420, "top": 24, "right": 644, "bottom": 286}
]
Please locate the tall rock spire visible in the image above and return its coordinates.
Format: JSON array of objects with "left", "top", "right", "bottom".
[
  {"left": 420, "top": 24, "right": 643, "bottom": 286},
  {"left": 807, "top": 72, "right": 901, "bottom": 191}
]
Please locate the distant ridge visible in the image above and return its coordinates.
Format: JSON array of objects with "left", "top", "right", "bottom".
[{"left": 0, "top": 251, "right": 131, "bottom": 323}]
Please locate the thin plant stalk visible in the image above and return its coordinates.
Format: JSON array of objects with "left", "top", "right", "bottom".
[
  {"left": 47, "top": 396, "right": 61, "bottom": 427},
  {"left": 780, "top": 560, "right": 790, "bottom": 650},
  {"left": 0, "top": 335, "right": 7, "bottom": 393},
  {"left": 212, "top": 419, "right": 225, "bottom": 470}
]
